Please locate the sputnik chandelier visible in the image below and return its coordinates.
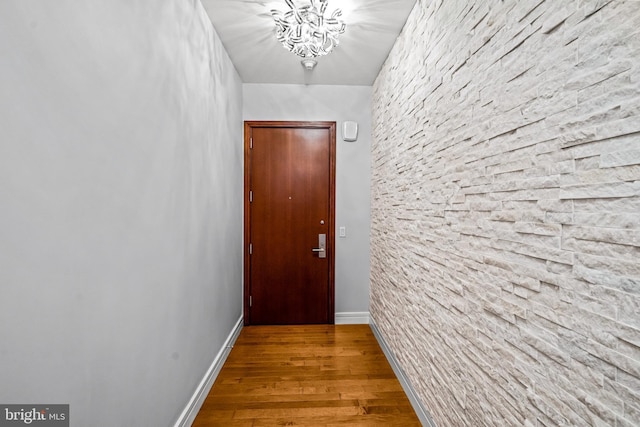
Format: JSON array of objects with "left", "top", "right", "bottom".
[{"left": 271, "top": 0, "right": 346, "bottom": 60}]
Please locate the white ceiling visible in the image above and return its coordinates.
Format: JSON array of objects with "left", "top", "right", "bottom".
[{"left": 200, "top": 0, "right": 417, "bottom": 85}]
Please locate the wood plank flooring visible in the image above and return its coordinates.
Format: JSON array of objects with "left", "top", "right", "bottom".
[{"left": 192, "top": 324, "right": 421, "bottom": 426}]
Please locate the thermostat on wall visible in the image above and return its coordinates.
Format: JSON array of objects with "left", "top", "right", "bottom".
[{"left": 342, "top": 121, "right": 358, "bottom": 142}]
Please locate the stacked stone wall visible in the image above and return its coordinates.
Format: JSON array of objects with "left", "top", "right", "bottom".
[{"left": 370, "top": 0, "right": 640, "bottom": 425}]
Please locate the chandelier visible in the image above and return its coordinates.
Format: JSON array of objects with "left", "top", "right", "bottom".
[{"left": 271, "top": 0, "right": 346, "bottom": 59}]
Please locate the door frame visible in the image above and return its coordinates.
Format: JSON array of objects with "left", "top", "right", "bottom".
[{"left": 243, "top": 121, "right": 336, "bottom": 325}]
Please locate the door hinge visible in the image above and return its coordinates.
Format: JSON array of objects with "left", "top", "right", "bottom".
[
  {"left": 249, "top": 243, "right": 252, "bottom": 255},
  {"left": 250, "top": 137, "right": 253, "bottom": 149},
  {"left": 250, "top": 191, "right": 253, "bottom": 202},
  {"left": 249, "top": 296, "right": 252, "bottom": 307}
]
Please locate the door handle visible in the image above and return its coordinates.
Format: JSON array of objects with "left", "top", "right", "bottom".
[{"left": 312, "top": 234, "right": 326, "bottom": 258}]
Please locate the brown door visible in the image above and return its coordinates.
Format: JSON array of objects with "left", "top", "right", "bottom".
[{"left": 244, "top": 121, "right": 335, "bottom": 325}]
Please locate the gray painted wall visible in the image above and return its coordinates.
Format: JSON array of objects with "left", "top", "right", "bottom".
[
  {"left": 371, "top": 0, "right": 640, "bottom": 425},
  {"left": 0, "top": 1, "right": 243, "bottom": 426},
  {"left": 243, "top": 84, "right": 372, "bottom": 314}
]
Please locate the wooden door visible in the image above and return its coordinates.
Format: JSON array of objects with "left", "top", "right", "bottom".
[{"left": 244, "top": 121, "right": 335, "bottom": 325}]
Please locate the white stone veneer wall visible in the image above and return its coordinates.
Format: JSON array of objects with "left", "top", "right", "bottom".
[{"left": 370, "top": 0, "right": 640, "bottom": 425}]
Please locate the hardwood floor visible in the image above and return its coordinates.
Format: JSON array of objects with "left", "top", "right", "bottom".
[{"left": 192, "top": 324, "right": 421, "bottom": 426}]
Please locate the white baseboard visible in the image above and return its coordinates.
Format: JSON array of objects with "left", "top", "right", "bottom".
[
  {"left": 335, "top": 311, "right": 370, "bottom": 324},
  {"left": 174, "top": 315, "right": 243, "bottom": 427},
  {"left": 370, "top": 320, "right": 437, "bottom": 427}
]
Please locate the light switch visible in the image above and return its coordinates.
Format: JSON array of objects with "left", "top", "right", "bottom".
[{"left": 339, "top": 226, "right": 346, "bottom": 238}]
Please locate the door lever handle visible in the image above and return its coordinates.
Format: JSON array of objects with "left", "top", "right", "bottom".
[{"left": 313, "top": 234, "right": 327, "bottom": 258}]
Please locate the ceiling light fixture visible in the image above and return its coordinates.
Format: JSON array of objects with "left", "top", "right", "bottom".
[
  {"left": 301, "top": 58, "right": 318, "bottom": 70},
  {"left": 271, "top": 0, "right": 346, "bottom": 59}
]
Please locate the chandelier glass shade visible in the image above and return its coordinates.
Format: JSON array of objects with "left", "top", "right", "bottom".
[{"left": 271, "top": 0, "right": 346, "bottom": 58}]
